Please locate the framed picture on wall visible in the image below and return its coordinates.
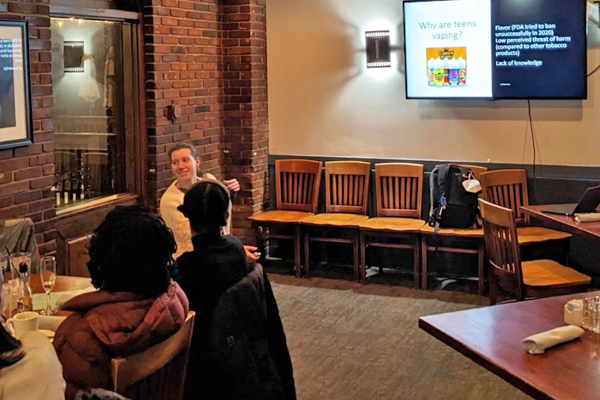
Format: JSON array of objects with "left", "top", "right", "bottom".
[{"left": 0, "top": 20, "right": 33, "bottom": 150}]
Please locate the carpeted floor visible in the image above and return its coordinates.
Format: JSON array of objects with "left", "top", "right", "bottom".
[{"left": 269, "top": 274, "right": 531, "bottom": 400}]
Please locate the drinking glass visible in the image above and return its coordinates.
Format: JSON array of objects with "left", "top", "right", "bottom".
[
  {"left": 583, "top": 297, "right": 591, "bottom": 330},
  {"left": 39, "top": 256, "right": 56, "bottom": 315},
  {"left": 0, "top": 251, "right": 8, "bottom": 285}
]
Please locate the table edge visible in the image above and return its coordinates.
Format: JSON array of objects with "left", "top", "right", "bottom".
[{"left": 418, "top": 317, "right": 558, "bottom": 400}]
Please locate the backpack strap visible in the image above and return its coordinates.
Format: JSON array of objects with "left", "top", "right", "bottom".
[
  {"left": 437, "top": 165, "right": 450, "bottom": 196},
  {"left": 434, "top": 165, "right": 451, "bottom": 234}
]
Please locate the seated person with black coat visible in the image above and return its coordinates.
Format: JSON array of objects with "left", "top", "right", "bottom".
[{"left": 176, "top": 179, "right": 296, "bottom": 400}]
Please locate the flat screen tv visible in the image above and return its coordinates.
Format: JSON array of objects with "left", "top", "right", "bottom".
[{"left": 403, "top": 0, "right": 587, "bottom": 99}]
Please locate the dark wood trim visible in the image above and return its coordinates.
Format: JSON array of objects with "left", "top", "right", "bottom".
[
  {"left": 55, "top": 194, "right": 139, "bottom": 218},
  {"left": 135, "top": 17, "right": 149, "bottom": 208},
  {"left": 123, "top": 24, "right": 136, "bottom": 194},
  {"left": 50, "top": 4, "right": 139, "bottom": 21}
]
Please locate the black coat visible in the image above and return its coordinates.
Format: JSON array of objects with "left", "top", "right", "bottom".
[{"left": 176, "top": 233, "right": 296, "bottom": 400}]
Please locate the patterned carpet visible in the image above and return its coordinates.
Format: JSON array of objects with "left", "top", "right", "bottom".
[{"left": 270, "top": 274, "right": 531, "bottom": 400}]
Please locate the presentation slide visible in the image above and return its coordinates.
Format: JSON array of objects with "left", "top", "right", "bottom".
[
  {"left": 404, "top": 0, "right": 493, "bottom": 98},
  {"left": 491, "top": 0, "right": 586, "bottom": 98},
  {"left": 0, "top": 38, "right": 18, "bottom": 128},
  {"left": 403, "top": 0, "right": 587, "bottom": 100}
]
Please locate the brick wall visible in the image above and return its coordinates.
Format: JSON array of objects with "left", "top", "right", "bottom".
[
  {"left": 144, "top": 0, "right": 226, "bottom": 210},
  {"left": 0, "top": 0, "right": 56, "bottom": 255},
  {"left": 0, "top": 0, "right": 270, "bottom": 255},
  {"left": 144, "top": 0, "right": 270, "bottom": 244},
  {"left": 221, "top": 0, "right": 268, "bottom": 244}
]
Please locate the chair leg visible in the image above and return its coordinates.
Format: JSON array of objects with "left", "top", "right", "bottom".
[
  {"left": 413, "top": 236, "right": 420, "bottom": 290},
  {"left": 421, "top": 235, "right": 428, "bottom": 290},
  {"left": 254, "top": 221, "right": 262, "bottom": 252},
  {"left": 354, "top": 232, "right": 361, "bottom": 284},
  {"left": 489, "top": 270, "right": 497, "bottom": 306},
  {"left": 304, "top": 229, "right": 310, "bottom": 279},
  {"left": 564, "top": 238, "right": 570, "bottom": 266},
  {"left": 478, "top": 239, "right": 485, "bottom": 296},
  {"left": 294, "top": 225, "right": 301, "bottom": 278},
  {"left": 360, "top": 230, "right": 367, "bottom": 285}
]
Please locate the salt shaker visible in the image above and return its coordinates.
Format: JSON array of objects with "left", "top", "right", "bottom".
[{"left": 583, "top": 297, "right": 591, "bottom": 330}]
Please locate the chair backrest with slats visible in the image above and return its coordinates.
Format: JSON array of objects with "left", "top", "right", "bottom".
[
  {"left": 452, "top": 164, "right": 488, "bottom": 181},
  {"left": 325, "top": 161, "right": 370, "bottom": 214},
  {"left": 111, "top": 311, "right": 195, "bottom": 400},
  {"left": 375, "top": 163, "right": 423, "bottom": 218},
  {"left": 276, "top": 159, "right": 322, "bottom": 213},
  {"left": 480, "top": 169, "right": 530, "bottom": 226},
  {"left": 479, "top": 199, "right": 524, "bottom": 300}
]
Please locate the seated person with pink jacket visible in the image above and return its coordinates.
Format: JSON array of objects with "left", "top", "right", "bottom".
[{"left": 53, "top": 206, "right": 190, "bottom": 399}]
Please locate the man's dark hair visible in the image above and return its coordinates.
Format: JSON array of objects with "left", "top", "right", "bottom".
[
  {"left": 87, "top": 206, "right": 176, "bottom": 297},
  {"left": 178, "top": 181, "right": 230, "bottom": 232}
]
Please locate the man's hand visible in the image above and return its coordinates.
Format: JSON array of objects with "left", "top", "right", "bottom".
[
  {"left": 244, "top": 245, "right": 260, "bottom": 262},
  {"left": 223, "top": 179, "right": 241, "bottom": 192}
]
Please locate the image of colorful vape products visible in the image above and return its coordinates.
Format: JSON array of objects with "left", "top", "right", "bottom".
[{"left": 426, "top": 47, "right": 467, "bottom": 87}]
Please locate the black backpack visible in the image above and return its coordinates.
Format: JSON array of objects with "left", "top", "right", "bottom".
[{"left": 428, "top": 165, "right": 480, "bottom": 230}]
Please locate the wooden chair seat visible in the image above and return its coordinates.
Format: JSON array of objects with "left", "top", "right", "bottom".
[
  {"left": 522, "top": 259, "right": 591, "bottom": 288},
  {"left": 111, "top": 311, "right": 195, "bottom": 399},
  {"left": 419, "top": 224, "right": 484, "bottom": 238},
  {"left": 303, "top": 213, "right": 369, "bottom": 228},
  {"left": 360, "top": 217, "right": 426, "bottom": 233},
  {"left": 517, "top": 227, "right": 572, "bottom": 245},
  {"left": 249, "top": 210, "right": 315, "bottom": 224}
]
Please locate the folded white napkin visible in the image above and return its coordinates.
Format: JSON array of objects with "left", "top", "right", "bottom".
[
  {"left": 522, "top": 325, "right": 584, "bottom": 354},
  {"left": 38, "top": 315, "right": 66, "bottom": 332},
  {"left": 575, "top": 213, "right": 600, "bottom": 223},
  {"left": 56, "top": 286, "right": 96, "bottom": 309}
]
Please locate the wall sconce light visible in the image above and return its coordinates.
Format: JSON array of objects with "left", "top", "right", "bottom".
[
  {"left": 64, "top": 41, "right": 84, "bottom": 73},
  {"left": 365, "top": 30, "right": 391, "bottom": 68}
]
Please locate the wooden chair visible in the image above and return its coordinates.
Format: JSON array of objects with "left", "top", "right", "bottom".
[
  {"left": 359, "top": 163, "right": 426, "bottom": 287},
  {"left": 479, "top": 169, "right": 572, "bottom": 248},
  {"left": 479, "top": 199, "right": 590, "bottom": 305},
  {"left": 302, "top": 161, "right": 370, "bottom": 282},
  {"left": 420, "top": 164, "right": 488, "bottom": 295},
  {"left": 249, "top": 159, "right": 322, "bottom": 277},
  {"left": 111, "top": 311, "right": 196, "bottom": 400}
]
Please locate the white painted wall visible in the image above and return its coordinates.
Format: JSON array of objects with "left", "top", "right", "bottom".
[{"left": 267, "top": 0, "right": 600, "bottom": 167}]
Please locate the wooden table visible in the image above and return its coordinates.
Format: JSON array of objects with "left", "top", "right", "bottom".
[
  {"left": 30, "top": 274, "right": 91, "bottom": 295},
  {"left": 30, "top": 274, "right": 92, "bottom": 316},
  {"left": 420, "top": 291, "right": 600, "bottom": 400},
  {"left": 520, "top": 205, "right": 600, "bottom": 244}
]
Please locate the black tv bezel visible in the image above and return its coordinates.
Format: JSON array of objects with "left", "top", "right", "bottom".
[{"left": 402, "top": 0, "right": 588, "bottom": 101}]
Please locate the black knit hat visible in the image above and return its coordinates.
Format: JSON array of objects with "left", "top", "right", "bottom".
[{"left": 177, "top": 179, "right": 230, "bottom": 230}]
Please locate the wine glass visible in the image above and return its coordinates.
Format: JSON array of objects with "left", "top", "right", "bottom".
[{"left": 40, "top": 256, "right": 56, "bottom": 315}]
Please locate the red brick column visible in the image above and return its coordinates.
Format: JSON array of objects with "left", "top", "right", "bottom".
[
  {"left": 143, "top": 0, "right": 226, "bottom": 210},
  {"left": 223, "top": 0, "right": 269, "bottom": 244},
  {"left": 0, "top": 1, "right": 56, "bottom": 254},
  {"left": 221, "top": 0, "right": 268, "bottom": 245}
]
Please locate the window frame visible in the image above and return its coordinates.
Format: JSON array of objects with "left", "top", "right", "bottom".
[{"left": 50, "top": 3, "right": 148, "bottom": 215}]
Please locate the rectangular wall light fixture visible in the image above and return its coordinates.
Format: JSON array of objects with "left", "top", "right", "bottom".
[{"left": 366, "top": 30, "right": 391, "bottom": 68}]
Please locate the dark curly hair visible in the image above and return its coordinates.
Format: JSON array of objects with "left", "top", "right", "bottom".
[{"left": 87, "top": 206, "right": 176, "bottom": 297}]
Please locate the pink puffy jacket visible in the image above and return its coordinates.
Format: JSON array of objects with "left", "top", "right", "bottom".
[{"left": 53, "top": 282, "right": 189, "bottom": 399}]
